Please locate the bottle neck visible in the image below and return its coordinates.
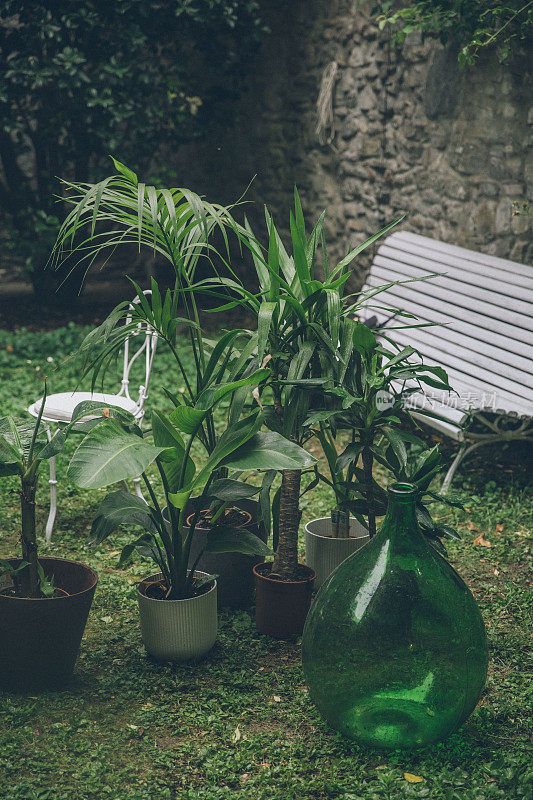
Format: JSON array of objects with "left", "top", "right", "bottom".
[{"left": 379, "top": 483, "right": 423, "bottom": 548}]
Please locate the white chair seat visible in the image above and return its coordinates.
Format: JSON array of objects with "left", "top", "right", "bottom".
[{"left": 28, "top": 392, "right": 140, "bottom": 424}]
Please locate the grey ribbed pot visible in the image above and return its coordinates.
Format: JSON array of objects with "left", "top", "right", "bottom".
[
  {"left": 305, "top": 517, "right": 369, "bottom": 588},
  {"left": 137, "top": 571, "right": 217, "bottom": 662},
  {"left": 163, "top": 498, "right": 267, "bottom": 608}
]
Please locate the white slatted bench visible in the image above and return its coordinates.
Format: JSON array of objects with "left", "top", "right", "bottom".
[{"left": 359, "top": 231, "right": 533, "bottom": 493}]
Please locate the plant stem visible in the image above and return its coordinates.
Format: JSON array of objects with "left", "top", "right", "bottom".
[
  {"left": 271, "top": 468, "right": 302, "bottom": 579},
  {"left": 362, "top": 445, "right": 376, "bottom": 538},
  {"left": 331, "top": 508, "right": 350, "bottom": 538},
  {"left": 21, "top": 475, "right": 40, "bottom": 597}
]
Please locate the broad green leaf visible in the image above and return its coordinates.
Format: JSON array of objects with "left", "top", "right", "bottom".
[
  {"left": 382, "top": 427, "right": 408, "bottom": 469},
  {"left": 167, "top": 487, "right": 193, "bottom": 510},
  {"left": 205, "top": 525, "right": 272, "bottom": 556},
  {"left": 200, "top": 413, "right": 263, "bottom": 476},
  {"left": 352, "top": 322, "right": 377, "bottom": 355},
  {"left": 90, "top": 489, "right": 159, "bottom": 543},
  {"left": 222, "top": 431, "right": 316, "bottom": 472},
  {"left": 118, "top": 533, "right": 157, "bottom": 567},
  {"left": 69, "top": 400, "right": 136, "bottom": 433},
  {"left": 169, "top": 405, "right": 206, "bottom": 435},
  {"left": 195, "top": 368, "right": 270, "bottom": 412},
  {"left": 36, "top": 429, "right": 68, "bottom": 461},
  {"left": 208, "top": 479, "right": 260, "bottom": 502},
  {"left": 336, "top": 443, "right": 363, "bottom": 472},
  {"left": 0, "top": 432, "right": 23, "bottom": 466},
  {"left": 68, "top": 419, "right": 165, "bottom": 489}
]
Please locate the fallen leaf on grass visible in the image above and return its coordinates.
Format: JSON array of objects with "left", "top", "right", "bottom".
[
  {"left": 404, "top": 773, "right": 424, "bottom": 783},
  {"left": 496, "top": 524, "right": 504, "bottom": 532},
  {"left": 100, "top": 616, "right": 113, "bottom": 623},
  {"left": 232, "top": 726, "right": 241, "bottom": 743},
  {"left": 273, "top": 695, "right": 281, "bottom": 702},
  {"left": 468, "top": 521, "right": 479, "bottom": 532},
  {"left": 473, "top": 533, "right": 491, "bottom": 547}
]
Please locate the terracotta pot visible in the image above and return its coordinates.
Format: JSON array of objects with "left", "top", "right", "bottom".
[
  {"left": 305, "top": 516, "right": 369, "bottom": 588},
  {"left": 137, "top": 571, "right": 217, "bottom": 662},
  {"left": 164, "top": 497, "right": 267, "bottom": 608},
  {"left": 0, "top": 557, "right": 98, "bottom": 690},
  {"left": 253, "top": 562, "right": 315, "bottom": 639}
]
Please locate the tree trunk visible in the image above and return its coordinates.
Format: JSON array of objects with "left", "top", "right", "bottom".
[
  {"left": 362, "top": 446, "right": 376, "bottom": 539},
  {"left": 271, "top": 468, "right": 302, "bottom": 579},
  {"left": 20, "top": 477, "right": 40, "bottom": 597}
]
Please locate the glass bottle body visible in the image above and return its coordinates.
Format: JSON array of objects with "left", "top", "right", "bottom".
[{"left": 302, "top": 484, "right": 488, "bottom": 749}]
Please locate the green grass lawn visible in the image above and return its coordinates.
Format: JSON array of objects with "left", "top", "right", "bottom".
[{"left": 0, "top": 325, "right": 531, "bottom": 800}]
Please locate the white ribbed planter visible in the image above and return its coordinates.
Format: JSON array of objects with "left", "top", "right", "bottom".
[
  {"left": 137, "top": 572, "right": 217, "bottom": 662},
  {"left": 305, "top": 517, "right": 369, "bottom": 588}
]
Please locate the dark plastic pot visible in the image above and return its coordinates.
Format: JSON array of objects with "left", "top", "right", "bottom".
[
  {"left": 0, "top": 557, "right": 98, "bottom": 690},
  {"left": 253, "top": 562, "right": 315, "bottom": 639},
  {"left": 163, "top": 498, "right": 267, "bottom": 608}
]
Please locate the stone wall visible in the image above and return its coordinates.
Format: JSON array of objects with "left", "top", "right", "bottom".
[{"left": 173, "top": 0, "right": 533, "bottom": 284}]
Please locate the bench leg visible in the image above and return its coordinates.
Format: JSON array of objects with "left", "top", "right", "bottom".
[
  {"left": 441, "top": 444, "right": 468, "bottom": 495},
  {"left": 441, "top": 438, "right": 507, "bottom": 495}
]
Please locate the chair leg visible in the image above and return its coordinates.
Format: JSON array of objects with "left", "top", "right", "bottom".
[
  {"left": 133, "top": 411, "right": 145, "bottom": 500},
  {"left": 45, "top": 455, "right": 58, "bottom": 544}
]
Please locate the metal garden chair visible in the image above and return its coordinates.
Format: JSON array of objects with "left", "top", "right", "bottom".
[{"left": 28, "top": 291, "right": 158, "bottom": 542}]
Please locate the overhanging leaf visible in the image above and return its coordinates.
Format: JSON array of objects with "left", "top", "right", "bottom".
[
  {"left": 205, "top": 525, "right": 273, "bottom": 556},
  {"left": 68, "top": 420, "right": 165, "bottom": 489},
  {"left": 222, "top": 431, "right": 316, "bottom": 472}
]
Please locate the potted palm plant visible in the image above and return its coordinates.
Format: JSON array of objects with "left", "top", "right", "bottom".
[
  {"left": 50, "top": 158, "right": 273, "bottom": 606},
  {"left": 0, "top": 388, "right": 98, "bottom": 689},
  {"left": 68, "top": 376, "right": 314, "bottom": 661}
]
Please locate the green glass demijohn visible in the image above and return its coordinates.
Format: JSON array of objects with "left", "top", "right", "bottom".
[{"left": 302, "top": 483, "right": 488, "bottom": 749}]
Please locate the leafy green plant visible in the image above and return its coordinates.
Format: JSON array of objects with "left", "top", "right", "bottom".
[
  {"left": 380, "top": 430, "right": 463, "bottom": 554},
  {"left": 0, "top": 1, "right": 263, "bottom": 300},
  {"left": 376, "top": 0, "right": 533, "bottom": 65},
  {"left": 0, "top": 385, "right": 68, "bottom": 596},
  {"left": 51, "top": 159, "right": 255, "bottom": 461},
  {"left": 68, "top": 378, "right": 315, "bottom": 600},
  {"left": 203, "top": 190, "right": 403, "bottom": 579},
  {"left": 314, "top": 319, "right": 454, "bottom": 539}
]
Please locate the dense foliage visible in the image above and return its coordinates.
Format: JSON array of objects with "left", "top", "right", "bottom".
[
  {"left": 0, "top": 0, "right": 262, "bottom": 297},
  {"left": 376, "top": 0, "right": 533, "bottom": 64}
]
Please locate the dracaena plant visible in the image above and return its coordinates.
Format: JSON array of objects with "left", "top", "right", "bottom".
[
  {"left": 380, "top": 431, "right": 463, "bottom": 555},
  {"left": 201, "top": 190, "right": 403, "bottom": 580},
  {"left": 0, "top": 385, "right": 68, "bottom": 597},
  {"left": 313, "top": 319, "right": 458, "bottom": 542},
  {"left": 67, "top": 371, "right": 315, "bottom": 600}
]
